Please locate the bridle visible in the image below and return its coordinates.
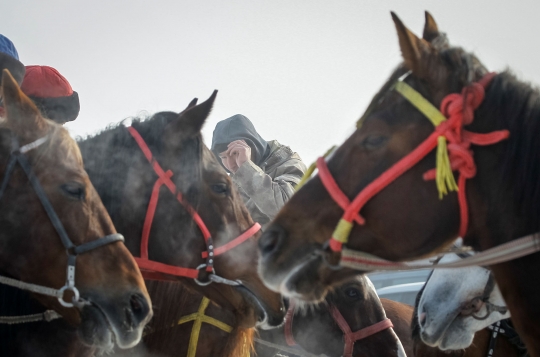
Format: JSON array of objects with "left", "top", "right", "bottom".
[
  {"left": 446, "top": 252, "right": 508, "bottom": 320},
  {"left": 0, "top": 133, "right": 124, "bottom": 308},
  {"left": 300, "top": 71, "right": 540, "bottom": 271},
  {"left": 284, "top": 300, "right": 393, "bottom": 357},
  {"left": 127, "top": 127, "right": 261, "bottom": 285}
]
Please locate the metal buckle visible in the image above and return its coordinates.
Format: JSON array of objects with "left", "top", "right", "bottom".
[
  {"left": 194, "top": 264, "right": 216, "bottom": 286},
  {"left": 58, "top": 285, "right": 80, "bottom": 308}
]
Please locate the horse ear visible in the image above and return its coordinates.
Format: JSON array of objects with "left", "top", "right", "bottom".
[
  {"left": 1, "top": 69, "right": 47, "bottom": 138},
  {"left": 391, "top": 12, "right": 432, "bottom": 77},
  {"left": 422, "top": 11, "right": 440, "bottom": 42},
  {"left": 168, "top": 90, "right": 217, "bottom": 142}
]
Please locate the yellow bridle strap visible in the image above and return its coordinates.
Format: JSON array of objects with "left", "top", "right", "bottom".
[
  {"left": 295, "top": 146, "right": 336, "bottom": 191},
  {"left": 393, "top": 81, "right": 446, "bottom": 126},
  {"left": 176, "top": 297, "right": 233, "bottom": 357},
  {"left": 393, "top": 81, "right": 458, "bottom": 199}
]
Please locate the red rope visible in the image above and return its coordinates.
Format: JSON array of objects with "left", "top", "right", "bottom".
[
  {"left": 127, "top": 127, "right": 260, "bottom": 279},
  {"left": 329, "top": 305, "right": 393, "bottom": 357},
  {"left": 319, "top": 73, "right": 510, "bottom": 251}
]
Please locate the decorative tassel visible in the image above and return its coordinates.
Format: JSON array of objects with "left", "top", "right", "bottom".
[{"left": 435, "top": 136, "right": 458, "bottom": 199}]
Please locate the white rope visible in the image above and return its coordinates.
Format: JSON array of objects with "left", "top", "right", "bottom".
[
  {"left": 341, "top": 233, "right": 540, "bottom": 271},
  {"left": 0, "top": 275, "right": 63, "bottom": 299},
  {"left": 254, "top": 338, "right": 328, "bottom": 357},
  {"left": 0, "top": 310, "right": 61, "bottom": 325}
]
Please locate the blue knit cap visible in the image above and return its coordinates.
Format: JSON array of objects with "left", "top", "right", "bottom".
[{"left": 0, "top": 35, "right": 19, "bottom": 61}]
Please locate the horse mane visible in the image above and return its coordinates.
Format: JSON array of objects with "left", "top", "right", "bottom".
[
  {"left": 478, "top": 71, "right": 540, "bottom": 232},
  {"left": 77, "top": 111, "right": 204, "bottom": 218}
]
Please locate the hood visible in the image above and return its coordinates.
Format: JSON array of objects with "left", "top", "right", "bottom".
[{"left": 211, "top": 114, "right": 269, "bottom": 166}]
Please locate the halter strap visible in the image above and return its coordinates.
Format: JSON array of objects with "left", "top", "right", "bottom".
[
  {"left": 0, "top": 134, "right": 124, "bottom": 308},
  {"left": 329, "top": 305, "right": 393, "bottom": 357},
  {"left": 127, "top": 126, "right": 261, "bottom": 282}
]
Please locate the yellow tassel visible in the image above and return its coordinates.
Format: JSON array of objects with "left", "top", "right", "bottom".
[
  {"left": 295, "top": 146, "right": 336, "bottom": 191},
  {"left": 435, "top": 136, "right": 458, "bottom": 199},
  {"left": 332, "top": 219, "right": 354, "bottom": 244}
]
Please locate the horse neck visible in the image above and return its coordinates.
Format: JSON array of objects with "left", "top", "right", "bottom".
[{"left": 469, "top": 71, "right": 540, "bottom": 357}]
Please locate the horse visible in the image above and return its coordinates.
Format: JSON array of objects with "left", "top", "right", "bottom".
[
  {"left": 0, "top": 69, "right": 152, "bottom": 355},
  {"left": 257, "top": 11, "right": 540, "bottom": 356},
  {"left": 78, "top": 92, "right": 284, "bottom": 328},
  {"left": 0, "top": 91, "right": 283, "bottom": 356},
  {"left": 257, "top": 276, "right": 409, "bottom": 357},
  {"left": 416, "top": 253, "right": 510, "bottom": 350}
]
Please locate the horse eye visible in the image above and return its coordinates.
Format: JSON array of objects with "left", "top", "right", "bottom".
[
  {"left": 363, "top": 135, "right": 388, "bottom": 150},
  {"left": 345, "top": 287, "right": 361, "bottom": 299},
  {"left": 211, "top": 183, "right": 228, "bottom": 195},
  {"left": 61, "top": 183, "right": 85, "bottom": 201}
]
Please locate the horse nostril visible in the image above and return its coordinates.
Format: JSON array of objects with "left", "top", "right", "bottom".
[
  {"left": 419, "top": 312, "right": 426, "bottom": 325},
  {"left": 129, "top": 293, "right": 150, "bottom": 325},
  {"left": 259, "top": 227, "right": 284, "bottom": 258}
]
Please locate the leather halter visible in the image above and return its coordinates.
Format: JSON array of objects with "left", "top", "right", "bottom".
[
  {"left": 284, "top": 301, "right": 393, "bottom": 357},
  {"left": 127, "top": 127, "right": 261, "bottom": 284},
  {"left": 318, "top": 72, "right": 509, "bottom": 253},
  {"left": 0, "top": 134, "right": 124, "bottom": 308}
]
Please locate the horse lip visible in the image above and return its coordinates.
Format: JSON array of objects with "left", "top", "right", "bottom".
[
  {"left": 79, "top": 302, "right": 116, "bottom": 350},
  {"left": 234, "top": 283, "right": 285, "bottom": 329}
]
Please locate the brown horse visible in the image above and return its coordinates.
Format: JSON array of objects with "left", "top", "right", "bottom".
[
  {"left": 258, "top": 11, "right": 540, "bottom": 356},
  {"left": 0, "top": 69, "right": 152, "bottom": 354},
  {"left": 258, "top": 276, "right": 409, "bottom": 357}
]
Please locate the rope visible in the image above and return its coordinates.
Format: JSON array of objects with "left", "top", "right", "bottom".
[
  {"left": 254, "top": 338, "right": 327, "bottom": 357},
  {"left": 0, "top": 275, "right": 63, "bottom": 299},
  {"left": 0, "top": 310, "right": 61, "bottom": 324}
]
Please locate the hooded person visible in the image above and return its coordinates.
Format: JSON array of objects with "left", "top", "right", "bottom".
[
  {"left": 20, "top": 65, "right": 80, "bottom": 124},
  {"left": 0, "top": 34, "right": 26, "bottom": 117},
  {"left": 211, "top": 114, "right": 307, "bottom": 227}
]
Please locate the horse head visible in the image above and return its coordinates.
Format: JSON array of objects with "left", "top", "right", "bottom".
[
  {"left": 288, "top": 276, "right": 406, "bottom": 357},
  {"left": 0, "top": 69, "right": 152, "bottom": 350},
  {"left": 80, "top": 91, "right": 284, "bottom": 329},
  {"left": 415, "top": 253, "right": 509, "bottom": 350},
  {"left": 258, "top": 11, "right": 505, "bottom": 301}
]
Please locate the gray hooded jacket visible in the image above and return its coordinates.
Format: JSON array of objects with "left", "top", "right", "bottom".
[{"left": 211, "top": 115, "right": 307, "bottom": 227}]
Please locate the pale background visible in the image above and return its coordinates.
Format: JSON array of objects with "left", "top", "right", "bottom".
[{"left": 4, "top": 0, "right": 538, "bottom": 165}]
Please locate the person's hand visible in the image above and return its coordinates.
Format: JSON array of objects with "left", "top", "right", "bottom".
[{"left": 226, "top": 140, "right": 252, "bottom": 169}]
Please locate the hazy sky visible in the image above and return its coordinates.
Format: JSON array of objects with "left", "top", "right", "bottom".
[{"left": 4, "top": 0, "right": 539, "bottom": 164}]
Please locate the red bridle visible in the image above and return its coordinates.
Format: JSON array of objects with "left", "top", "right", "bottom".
[
  {"left": 284, "top": 301, "right": 393, "bottom": 357},
  {"left": 317, "top": 73, "right": 510, "bottom": 252},
  {"left": 127, "top": 127, "right": 261, "bottom": 282}
]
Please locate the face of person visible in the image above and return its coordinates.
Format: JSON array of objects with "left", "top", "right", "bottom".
[{"left": 219, "top": 149, "right": 239, "bottom": 173}]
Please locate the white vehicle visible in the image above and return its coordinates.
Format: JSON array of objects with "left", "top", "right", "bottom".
[{"left": 376, "top": 282, "right": 426, "bottom": 306}]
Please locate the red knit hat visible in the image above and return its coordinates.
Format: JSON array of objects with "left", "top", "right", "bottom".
[{"left": 20, "top": 65, "right": 80, "bottom": 124}]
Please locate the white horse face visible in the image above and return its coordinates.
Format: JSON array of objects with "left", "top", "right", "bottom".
[{"left": 417, "top": 254, "right": 510, "bottom": 350}]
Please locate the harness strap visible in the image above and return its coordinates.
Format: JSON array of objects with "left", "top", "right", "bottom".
[
  {"left": 340, "top": 232, "right": 540, "bottom": 271},
  {"left": 0, "top": 134, "right": 124, "bottom": 308},
  {"left": 176, "top": 296, "right": 233, "bottom": 357},
  {"left": 329, "top": 305, "right": 393, "bottom": 357}
]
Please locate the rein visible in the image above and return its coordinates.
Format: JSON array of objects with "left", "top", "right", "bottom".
[
  {"left": 283, "top": 301, "right": 393, "bottom": 357},
  {"left": 0, "top": 134, "right": 124, "bottom": 308},
  {"left": 127, "top": 127, "right": 261, "bottom": 285}
]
